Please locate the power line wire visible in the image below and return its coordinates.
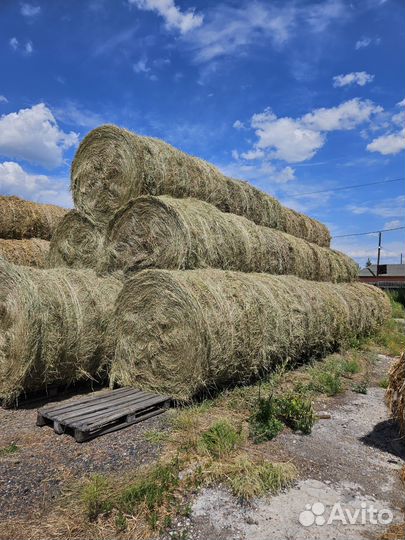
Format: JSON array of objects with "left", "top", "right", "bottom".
[
  {"left": 289, "top": 177, "right": 405, "bottom": 198},
  {"left": 333, "top": 226, "right": 405, "bottom": 238}
]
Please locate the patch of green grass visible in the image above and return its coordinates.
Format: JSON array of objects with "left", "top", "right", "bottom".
[
  {"left": 388, "top": 293, "right": 405, "bottom": 318},
  {"left": 352, "top": 382, "right": 368, "bottom": 394},
  {"left": 0, "top": 442, "right": 18, "bottom": 457},
  {"left": 276, "top": 393, "right": 315, "bottom": 434},
  {"left": 115, "top": 511, "right": 127, "bottom": 532},
  {"left": 249, "top": 392, "right": 315, "bottom": 442},
  {"left": 341, "top": 358, "right": 361, "bottom": 374},
  {"left": 370, "top": 319, "right": 405, "bottom": 357},
  {"left": 199, "top": 420, "right": 243, "bottom": 458},
  {"left": 82, "top": 474, "right": 113, "bottom": 521},
  {"left": 208, "top": 455, "right": 297, "bottom": 500},
  {"left": 379, "top": 377, "right": 389, "bottom": 389},
  {"left": 119, "top": 459, "right": 180, "bottom": 529},
  {"left": 144, "top": 429, "right": 170, "bottom": 444},
  {"left": 309, "top": 369, "right": 343, "bottom": 396}
]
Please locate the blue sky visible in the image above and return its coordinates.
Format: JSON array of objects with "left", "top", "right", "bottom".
[{"left": 0, "top": 0, "right": 404, "bottom": 265}]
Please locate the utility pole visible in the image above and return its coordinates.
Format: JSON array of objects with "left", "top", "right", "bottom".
[
  {"left": 376, "top": 231, "right": 382, "bottom": 276},
  {"left": 401, "top": 253, "right": 403, "bottom": 264}
]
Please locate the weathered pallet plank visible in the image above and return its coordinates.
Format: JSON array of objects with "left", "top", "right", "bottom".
[
  {"left": 46, "top": 391, "right": 151, "bottom": 422},
  {"left": 36, "top": 387, "right": 171, "bottom": 442}
]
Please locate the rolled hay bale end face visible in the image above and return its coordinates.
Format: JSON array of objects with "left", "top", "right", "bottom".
[
  {"left": 105, "top": 195, "right": 357, "bottom": 282},
  {"left": 0, "top": 195, "right": 67, "bottom": 240},
  {"left": 106, "top": 196, "right": 189, "bottom": 273},
  {"left": 47, "top": 209, "right": 106, "bottom": 271},
  {"left": 0, "top": 258, "right": 122, "bottom": 404},
  {"left": 71, "top": 125, "right": 331, "bottom": 247},
  {"left": 107, "top": 270, "right": 390, "bottom": 402},
  {"left": 107, "top": 270, "right": 208, "bottom": 402},
  {"left": 0, "top": 238, "right": 49, "bottom": 268}
]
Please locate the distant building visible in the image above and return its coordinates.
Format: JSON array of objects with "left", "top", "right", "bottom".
[{"left": 358, "top": 263, "right": 405, "bottom": 289}]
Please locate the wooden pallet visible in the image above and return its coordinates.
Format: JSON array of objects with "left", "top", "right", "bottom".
[{"left": 36, "top": 387, "right": 171, "bottom": 442}]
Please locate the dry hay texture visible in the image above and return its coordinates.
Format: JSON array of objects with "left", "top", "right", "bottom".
[
  {"left": 0, "top": 238, "right": 49, "bottom": 268},
  {"left": 386, "top": 352, "right": 405, "bottom": 435},
  {"left": 71, "top": 125, "right": 331, "bottom": 247},
  {"left": 0, "top": 195, "right": 67, "bottom": 240},
  {"left": 47, "top": 209, "right": 105, "bottom": 271},
  {"left": 106, "top": 195, "right": 357, "bottom": 282},
  {"left": 107, "top": 269, "right": 391, "bottom": 401},
  {"left": 0, "top": 257, "right": 122, "bottom": 404}
]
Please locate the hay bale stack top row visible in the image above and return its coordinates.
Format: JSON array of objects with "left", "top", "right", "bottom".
[{"left": 71, "top": 124, "right": 331, "bottom": 247}]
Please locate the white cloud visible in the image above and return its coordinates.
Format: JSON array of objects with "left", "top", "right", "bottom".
[
  {"left": 53, "top": 102, "right": 105, "bottom": 129},
  {"left": 25, "top": 40, "right": 33, "bottom": 55},
  {"left": 9, "top": 36, "right": 33, "bottom": 55},
  {"left": 0, "top": 103, "right": 78, "bottom": 168},
  {"left": 333, "top": 71, "right": 374, "bottom": 87},
  {"left": 0, "top": 96, "right": 8, "bottom": 103},
  {"left": 366, "top": 128, "right": 405, "bottom": 155},
  {"left": 9, "top": 37, "right": 19, "bottom": 50},
  {"left": 355, "top": 37, "right": 371, "bottom": 49},
  {"left": 384, "top": 220, "right": 402, "bottom": 229},
  {"left": 0, "top": 161, "right": 72, "bottom": 207},
  {"left": 218, "top": 159, "right": 296, "bottom": 186},
  {"left": 129, "top": 0, "right": 203, "bottom": 34},
  {"left": 243, "top": 99, "right": 381, "bottom": 163},
  {"left": 365, "top": 97, "right": 405, "bottom": 155},
  {"left": 301, "top": 99, "right": 382, "bottom": 131},
  {"left": 347, "top": 196, "right": 405, "bottom": 218},
  {"left": 133, "top": 58, "right": 151, "bottom": 73},
  {"left": 233, "top": 120, "right": 245, "bottom": 130},
  {"left": 250, "top": 110, "right": 325, "bottom": 163},
  {"left": 183, "top": 0, "right": 346, "bottom": 63},
  {"left": 20, "top": 3, "right": 41, "bottom": 17}
]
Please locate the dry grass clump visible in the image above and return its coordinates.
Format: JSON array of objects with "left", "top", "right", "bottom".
[
  {"left": 0, "top": 257, "right": 122, "bottom": 404},
  {"left": 106, "top": 195, "right": 356, "bottom": 282},
  {"left": 386, "top": 352, "right": 404, "bottom": 434},
  {"left": 0, "top": 238, "right": 49, "bottom": 268},
  {"left": 107, "top": 269, "right": 390, "bottom": 401},
  {"left": 47, "top": 209, "right": 106, "bottom": 271},
  {"left": 0, "top": 195, "right": 66, "bottom": 240},
  {"left": 71, "top": 125, "right": 330, "bottom": 247}
]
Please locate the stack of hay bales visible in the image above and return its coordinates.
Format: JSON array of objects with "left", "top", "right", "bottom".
[
  {"left": 0, "top": 257, "right": 122, "bottom": 404},
  {"left": 44, "top": 124, "right": 390, "bottom": 401},
  {"left": 0, "top": 195, "right": 66, "bottom": 267}
]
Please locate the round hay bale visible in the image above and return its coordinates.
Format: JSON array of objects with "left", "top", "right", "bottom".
[
  {"left": 106, "top": 196, "right": 357, "bottom": 282},
  {"left": 0, "top": 195, "right": 67, "bottom": 240},
  {"left": 0, "top": 238, "right": 49, "bottom": 268},
  {"left": 47, "top": 210, "right": 105, "bottom": 271},
  {"left": 107, "top": 269, "right": 390, "bottom": 401},
  {"left": 386, "top": 352, "right": 405, "bottom": 434},
  {"left": 0, "top": 258, "right": 122, "bottom": 404},
  {"left": 71, "top": 125, "right": 331, "bottom": 247}
]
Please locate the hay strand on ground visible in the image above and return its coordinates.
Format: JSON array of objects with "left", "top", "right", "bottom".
[
  {"left": 0, "top": 238, "right": 49, "bottom": 268},
  {"left": 386, "top": 352, "right": 405, "bottom": 434},
  {"left": 107, "top": 269, "right": 390, "bottom": 401},
  {"left": 0, "top": 257, "right": 122, "bottom": 404},
  {"left": 0, "top": 195, "right": 67, "bottom": 240},
  {"left": 106, "top": 195, "right": 357, "bottom": 282},
  {"left": 47, "top": 210, "right": 105, "bottom": 271},
  {"left": 71, "top": 125, "right": 331, "bottom": 247}
]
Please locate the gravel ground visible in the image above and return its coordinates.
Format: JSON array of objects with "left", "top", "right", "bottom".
[
  {"left": 0, "top": 391, "right": 170, "bottom": 519},
  {"left": 174, "top": 354, "right": 405, "bottom": 540},
  {"left": 0, "top": 354, "right": 403, "bottom": 540}
]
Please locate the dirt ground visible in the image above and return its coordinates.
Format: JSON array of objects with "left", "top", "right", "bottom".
[{"left": 0, "top": 354, "right": 403, "bottom": 540}]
